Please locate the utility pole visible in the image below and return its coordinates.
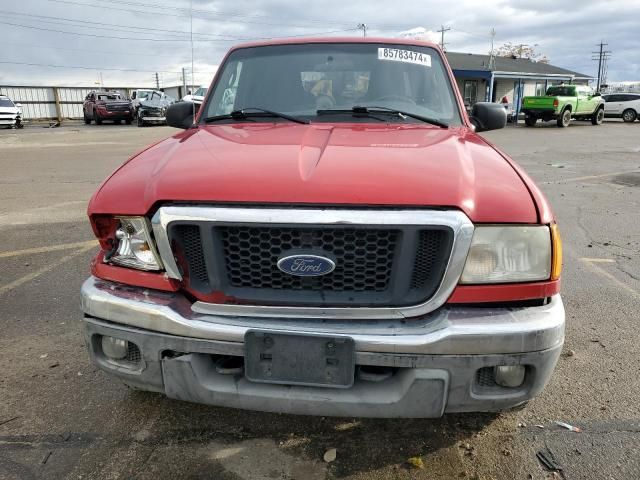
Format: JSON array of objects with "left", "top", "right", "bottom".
[
  {"left": 357, "top": 23, "right": 367, "bottom": 38},
  {"left": 182, "top": 67, "right": 187, "bottom": 99},
  {"left": 155, "top": 72, "right": 160, "bottom": 90},
  {"left": 591, "top": 41, "right": 612, "bottom": 92},
  {"left": 488, "top": 28, "right": 496, "bottom": 69},
  {"left": 437, "top": 25, "right": 451, "bottom": 51}
]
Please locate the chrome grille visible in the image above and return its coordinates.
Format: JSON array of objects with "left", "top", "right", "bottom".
[
  {"left": 153, "top": 206, "right": 473, "bottom": 317},
  {"left": 220, "top": 226, "right": 398, "bottom": 292}
]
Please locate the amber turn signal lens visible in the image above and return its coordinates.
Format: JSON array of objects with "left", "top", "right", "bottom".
[{"left": 550, "top": 223, "right": 562, "bottom": 280}]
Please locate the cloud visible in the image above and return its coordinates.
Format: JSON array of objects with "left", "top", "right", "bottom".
[{"left": 0, "top": 0, "right": 638, "bottom": 88}]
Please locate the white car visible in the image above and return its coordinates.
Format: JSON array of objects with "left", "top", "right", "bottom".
[
  {"left": 0, "top": 95, "right": 23, "bottom": 128},
  {"left": 181, "top": 85, "right": 208, "bottom": 104},
  {"left": 603, "top": 93, "right": 640, "bottom": 122}
]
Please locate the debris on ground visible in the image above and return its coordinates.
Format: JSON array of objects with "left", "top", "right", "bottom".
[
  {"left": 39, "top": 354, "right": 48, "bottom": 359},
  {"left": 41, "top": 451, "right": 53, "bottom": 464},
  {"left": 323, "top": 448, "right": 337, "bottom": 463},
  {"left": 407, "top": 456, "right": 424, "bottom": 469},
  {"left": 535, "top": 424, "right": 545, "bottom": 429},
  {"left": 537, "top": 448, "right": 563, "bottom": 472},
  {"left": 562, "top": 349, "right": 576, "bottom": 357},
  {"left": 0, "top": 416, "right": 20, "bottom": 427},
  {"left": 555, "top": 421, "right": 582, "bottom": 432},
  {"left": 502, "top": 448, "right": 512, "bottom": 456},
  {"left": 518, "top": 422, "right": 527, "bottom": 428}
]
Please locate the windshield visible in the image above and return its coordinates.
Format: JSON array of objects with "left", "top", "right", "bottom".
[
  {"left": 203, "top": 43, "right": 462, "bottom": 125},
  {"left": 0, "top": 98, "right": 15, "bottom": 107},
  {"left": 546, "top": 86, "right": 576, "bottom": 97},
  {"left": 97, "top": 94, "right": 122, "bottom": 101},
  {"left": 138, "top": 90, "right": 153, "bottom": 99},
  {"left": 193, "top": 87, "right": 208, "bottom": 97}
]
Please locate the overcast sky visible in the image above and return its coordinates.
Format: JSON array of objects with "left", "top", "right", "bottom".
[{"left": 1, "top": 0, "right": 638, "bottom": 88}]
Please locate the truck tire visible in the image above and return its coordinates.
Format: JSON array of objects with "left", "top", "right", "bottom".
[
  {"left": 524, "top": 116, "right": 537, "bottom": 127},
  {"left": 591, "top": 107, "right": 605, "bottom": 125},
  {"left": 622, "top": 108, "right": 637, "bottom": 123},
  {"left": 83, "top": 111, "right": 91, "bottom": 124},
  {"left": 557, "top": 108, "right": 571, "bottom": 128},
  {"left": 125, "top": 117, "right": 132, "bottom": 125},
  {"left": 93, "top": 111, "right": 102, "bottom": 125},
  {"left": 137, "top": 113, "right": 145, "bottom": 127}
]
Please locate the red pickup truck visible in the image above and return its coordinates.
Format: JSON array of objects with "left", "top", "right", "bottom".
[
  {"left": 83, "top": 91, "right": 133, "bottom": 125},
  {"left": 81, "top": 38, "right": 564, "bottom": 418}
]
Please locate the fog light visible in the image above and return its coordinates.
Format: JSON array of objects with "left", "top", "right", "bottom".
[
  {"left": 494, "top": 365, "right": 526, "bottom": 388},
  {"left": 101, "top": 336, "right": 128, "bottom": 360}
]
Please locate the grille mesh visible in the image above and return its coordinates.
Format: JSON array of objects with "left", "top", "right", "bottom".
[
  {"left": 126, "top": 342, "right": 141, "bottom": 363},
  {"left": 475, "top": 367, "right": 496, "bottom": 387},
  {"left": 219, "top": 226, "right": 398, "bottom": 291},
  {"left": 179, "top": 225, "right": 209, "bottom": 285},
  {"left": 411, "top": 230, "right": 452, "bottom": 289}
]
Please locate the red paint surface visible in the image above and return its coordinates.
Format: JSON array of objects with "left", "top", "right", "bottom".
[
  {"left": 447, "top": 279, "right": 561, "bottom": 303},
  {"left": 91, "top": 253, "right": 180, "bottom": 292},
  {"left": 88, "top": 37, "right": 559, "bottom": 303},
  {"left": 88, "top": 123, "right": 539, "bottom": 223}
]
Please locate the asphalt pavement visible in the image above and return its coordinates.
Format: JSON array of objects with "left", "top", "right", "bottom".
[{"left": 1, "top": 119, "right": 639, "bottom": 480}]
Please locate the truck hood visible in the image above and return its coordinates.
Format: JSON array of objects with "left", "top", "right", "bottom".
[{"left": 89, "top": 123, "right": 538, "bottom": 223}]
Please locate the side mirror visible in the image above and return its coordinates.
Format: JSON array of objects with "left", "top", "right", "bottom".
[
  {"left": 469, "top": 102, "right": 507, "bottom": 132},
  {"left": 15, "top": 103, "right": 22, "bottom": 109},
  {"left": 166, "top": 101, "right": 196, "bottom": 129}
]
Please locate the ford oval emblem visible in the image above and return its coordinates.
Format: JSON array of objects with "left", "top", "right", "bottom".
[{"left": 277, "top": 254, "right": 336, "bottom": 277}]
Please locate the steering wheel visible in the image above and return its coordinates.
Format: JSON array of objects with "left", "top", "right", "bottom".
[{"left": 373, "top": 94, "right": 416, "bottom": 105}]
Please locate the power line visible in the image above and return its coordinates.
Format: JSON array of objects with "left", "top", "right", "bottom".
[
  {"left": 2, "top": 41, "right": 190, "bottom": 60},
  {"left": 0, "top": 20, "right": 196, "bottom": 41},
  {"left": 1, "top": 10, "right": 262, "bottom": 40},
  {"left": 0, "top": 60, "right": 182, "bottom": 73},
  {"left": 44, "top": 0, "right": 431, "bottom": 32},
  {"left": 0, "top": 19, "right": 357, "bottom": 43}
]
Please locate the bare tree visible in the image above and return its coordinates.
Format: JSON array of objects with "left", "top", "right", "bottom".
[{"left": 494, "top": 42, "right": 549, "bottom": 63}]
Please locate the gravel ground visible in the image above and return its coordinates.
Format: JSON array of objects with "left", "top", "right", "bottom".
[{"left": 1, "top": 120, "right": 639, "bottom": 480}]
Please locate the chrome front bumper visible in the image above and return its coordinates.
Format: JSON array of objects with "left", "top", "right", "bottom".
[{"left": 81, "top": 277, "right": 565, "bottom": 417}]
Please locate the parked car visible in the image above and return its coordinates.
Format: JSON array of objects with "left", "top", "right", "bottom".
[
  {"left": 83, "top": 91, "right": 133, "bottom": 125},
  {"left": 82, "top": 38, "right": 564, "bottom": 418},
  {"left": 137, "top": 91, "right": 175, "bottom": 127},
  {"left": 602, "top": 93, "right": 640, "bottom": 122},
  {"left": 181, "top": 85, "right": 208, "bottom": 104},
  {"left": 130, "top": 89, "right": 157, "bottom": 112},
  {"left": 522, "top": 84, "right": 605, "bottom": 127},
  {"left": 0, "top": 95, "right": 23, "bottom": 128}
]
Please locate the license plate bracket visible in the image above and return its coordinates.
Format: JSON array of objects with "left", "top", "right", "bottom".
[{"left": 244, "top": 331, "right": 355, "bottom": 388}]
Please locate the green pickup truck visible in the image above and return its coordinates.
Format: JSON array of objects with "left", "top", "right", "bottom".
[{"left": 522, "top": 85, "right": 605, "bottom": 128}]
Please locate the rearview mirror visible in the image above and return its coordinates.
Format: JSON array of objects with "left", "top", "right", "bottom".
[
  {"left": 166, "top": 101, "right": 196, "bottom": 129},
  {"left": 469, "top": 102, "right": 507, "bottom": 132}
]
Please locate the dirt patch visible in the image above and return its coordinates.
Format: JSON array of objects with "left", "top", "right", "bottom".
[{"left": 612, "top": 172, "right": 640, "bottom": 187}]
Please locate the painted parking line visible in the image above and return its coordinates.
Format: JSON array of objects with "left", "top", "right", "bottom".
[
  {"left": 578, "top": 257, "right": 639, "bottom": 298},
  {"left": 0, "top": 240, "right": 98, "bottom": 259},
  {"left": 0, "top": 244, "right": 96, "bottom": 296},
  {"left": 542, "top": 169, "right": 640, "bottom": 185},
  {"left": 580, "top": 258, "right": 616, "bottom": 263}
]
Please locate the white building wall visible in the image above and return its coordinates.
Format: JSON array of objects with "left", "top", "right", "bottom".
[{"left": 0, "top": 85, "right": 143, "bottom": 119}]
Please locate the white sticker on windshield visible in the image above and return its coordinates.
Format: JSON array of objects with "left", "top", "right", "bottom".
[{"left": 378, "top": 48, "right": 431, "bottom": 67}]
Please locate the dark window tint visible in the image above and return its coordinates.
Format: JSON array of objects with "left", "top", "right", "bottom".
[{"left": 0, "top": 98, "right": 15, "bottom": 107}]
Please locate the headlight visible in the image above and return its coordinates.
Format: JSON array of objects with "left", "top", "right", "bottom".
[
  {"left": 460, "top": 226, "right": 551, "bottom": 283},
  {"left": 108, "top": 217, "right": 163, "bottom": 271}
]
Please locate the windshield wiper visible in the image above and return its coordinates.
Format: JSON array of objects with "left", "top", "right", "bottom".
[
  {"left": 203, "top": 107, "right": 309, "bottom": 125},
  {"left": 317, "top": 106, "right": 448, "bottom": 128}
]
